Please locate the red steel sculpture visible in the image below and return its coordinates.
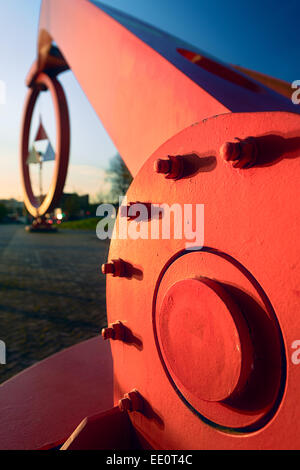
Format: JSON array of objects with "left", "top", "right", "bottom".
[{"left": 1, "top": 0, "right": 300, "bottom": 450}]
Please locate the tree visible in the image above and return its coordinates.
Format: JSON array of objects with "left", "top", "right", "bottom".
[
  {"left": 95, "top": 189, "right": 109, "bottom": 205},
  {"left": 105, "top": 154, "right": 133, "bottom": 203},
  {"left": 63, "top": 194, "right": 81, "bottom": 219}
]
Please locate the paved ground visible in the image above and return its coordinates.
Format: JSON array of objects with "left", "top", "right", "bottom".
[{"left": 0, "top": 224, "right": 110, "bottom": 383}]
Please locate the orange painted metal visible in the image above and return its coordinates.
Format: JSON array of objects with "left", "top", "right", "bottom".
[
  {"left": 8, "top": 0, "right": 300, "bottom": 450},
  {"left": 106, "top": 111, "right": 300, "bottom": 448},
  {"left": 61, "top": 407, "right": 140, "bottom": 450},
  {"left": 0, "top": 337, "right": 113, "bottom": 450},
  {"left": 20, "top": 72, "right": 70, "bottom": 217},
  {"left": 157, "top": 278, "right": 254, "bottom": 403},
  {"left": 36, "top": 0, "right": 298, "bottom": 177}
]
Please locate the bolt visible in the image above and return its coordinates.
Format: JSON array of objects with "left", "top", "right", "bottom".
[
  {"left": 119, "top": 397, "right": 132, "bottom": 412},
  {"left": 154, "top": 159, "right": 171, "bottom": 174},
  {"left": 118, "top": 389, "right": 144, "bottom": 413},
  {"left": 102, "top": 321, "right": 126, "bottom": 341},
  {"left": 101, "top": 262, "right": 115, "bottom": 275},
  {"left": 102, "top": 321, "right": 125, "bottom": 341},
  {"left": 101, "top": 326, "right": 115, "bottom": 340},
  {"left": 101, "top": 259, "right": 125, "bottom": 277},
  {"left": 154, "top": 155, "right": 183, "bottom": 179},
  {"left": 220, "top": 142, "right": 240, "bottom": 162},
  {"left": 220, "top": 137, "right": 258, "bottom": 169}
]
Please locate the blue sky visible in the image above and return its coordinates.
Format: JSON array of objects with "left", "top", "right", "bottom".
[{"left": 0, "top": 0, "right": 299, "bottom": 200}]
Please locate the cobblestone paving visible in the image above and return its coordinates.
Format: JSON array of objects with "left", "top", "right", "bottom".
[{"left": 0, "top": 224, "right": 110, "bottom": 383}]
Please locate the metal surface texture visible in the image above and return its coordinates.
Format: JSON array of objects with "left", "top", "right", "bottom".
[{"left": 9, "top": 0, "right": 300, "bottom": 450}]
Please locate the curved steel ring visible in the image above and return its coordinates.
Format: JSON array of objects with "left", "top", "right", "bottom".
[{"left": 20, "top": 72, "right": 70, "bottom": 217}]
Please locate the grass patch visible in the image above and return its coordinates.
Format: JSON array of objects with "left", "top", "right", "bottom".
[{"left": 55, "top": 217, "right": 99, "bottom": 230}]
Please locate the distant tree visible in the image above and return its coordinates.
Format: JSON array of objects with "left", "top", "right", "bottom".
[
  {"left": 105, "top": 154, "right": 133, "bottom": 203},
  {"left": 0, "top": 204, "right": 7, "bottom": 222},
  {"left": 63, "top": 194, "right": 81, "bottom": 219},
  {"left": 95, "top": 189, "right": 109, "bottom": 205}
]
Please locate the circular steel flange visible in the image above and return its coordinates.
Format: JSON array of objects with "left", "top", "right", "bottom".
[
  {"left": 157, "top": 277, "right": 254, "bottom": 404},
  {"left": 20, "top": 72, "right": 70, "bottom": 217},
  {"left": 106, "top": 111, "right": 300, "bottom": 449},
  {"left": 153, "top": 248, "right": 283, "bottom": 430}
]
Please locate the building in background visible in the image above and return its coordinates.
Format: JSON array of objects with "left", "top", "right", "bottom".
[{"left": 0, "top": 198, "right": 24, "bottom": 222}]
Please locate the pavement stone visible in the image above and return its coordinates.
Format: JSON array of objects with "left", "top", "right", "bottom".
[{"left": 0, "top": 224, "right": 110, "bottom": 383}]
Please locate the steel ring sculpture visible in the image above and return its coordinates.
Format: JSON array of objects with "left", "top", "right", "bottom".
[{"left": 20, "top": 72, "right": 70, "bottom": 217}]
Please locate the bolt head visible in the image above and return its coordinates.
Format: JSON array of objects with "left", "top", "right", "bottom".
[
  {"left": 118, "top": 396, "right": 132, "bottom": 412},
  {"left": 111, "top": 321, "right": 125, "bottom": 340},
  {"left": 154, "top": 159, "right": 171, "bottom": 174},
  {"left": 220, "top": 142, "right": 240, "bottom": 162},
  {"left": 154, "top": 156, "right": 183, "bottom": 179},
  {"left": 101, "top": 263, "right": 115, "bottom": 275},
  {"left": 127, "top": 390, "right": 143, "bottom": 411},
  {"left": 101, "top": 327, "right": 115, "bottom": 340},
  {"left": 220, "top": 138, "right": 257, "bottom": 168}
]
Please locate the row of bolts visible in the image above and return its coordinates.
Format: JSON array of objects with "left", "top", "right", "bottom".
[{"left": 101, "top": 137, "right": 257, "bottom": 414}]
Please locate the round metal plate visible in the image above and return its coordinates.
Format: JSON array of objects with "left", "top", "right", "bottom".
[
  {"left": 157, "top": 278, "right": 253, "bottom": 403},
  {"left": 153, "top": 249, "right": 283, "bottom": 429}
]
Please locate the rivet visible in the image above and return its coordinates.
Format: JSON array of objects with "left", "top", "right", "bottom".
[
  {"left": 118, "top": 389, "right": 144, "bottom": 413},
  {"left": 154, "top": 155, "right": 184, "bottom": 179},
  {"left": 220, "top": 137, "right": 258, "bottom": 168},
  {"left": 102, "top": 321, "right": 125, "bottom": 341},
  {"left": 101, "top": 259, "right": 125, "bottom": 277}
]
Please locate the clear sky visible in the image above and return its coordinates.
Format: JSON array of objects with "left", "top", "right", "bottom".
[{"left": 0, "top": 0, "right": 299, "bottom": 201}]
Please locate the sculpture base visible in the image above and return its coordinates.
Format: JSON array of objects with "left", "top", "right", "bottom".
[{"left": 26, "top": 219, "right": 57, "bottom": 233}]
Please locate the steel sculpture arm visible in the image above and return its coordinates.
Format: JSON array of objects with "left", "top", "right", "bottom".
[{"left": 34, "top": 0, "right": 298, "bottom": 176}]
